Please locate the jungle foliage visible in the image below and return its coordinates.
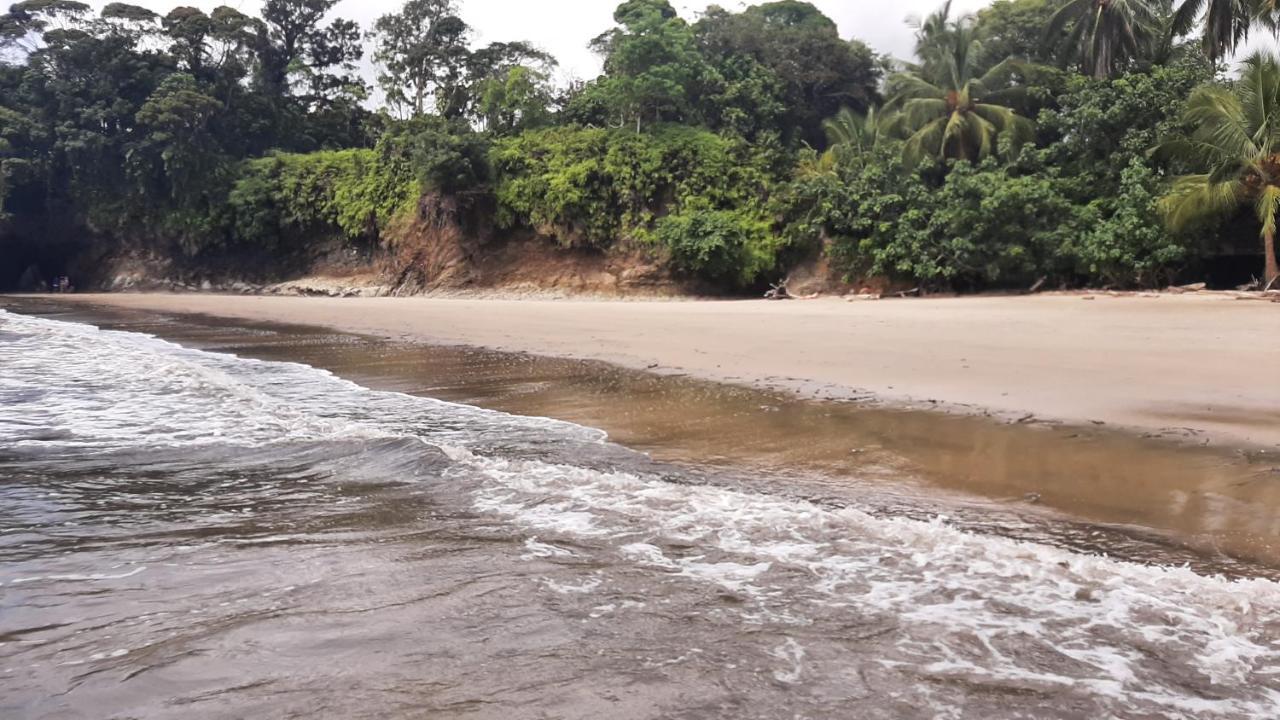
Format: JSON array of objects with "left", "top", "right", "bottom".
[{"left": 2, "top": 0, "right": 1278, "bottom": 290}]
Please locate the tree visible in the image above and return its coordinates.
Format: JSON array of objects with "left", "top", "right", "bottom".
[
  {"left": 257, "top": 0, "right": 364, "bottom": 103},
  {"left": 823, "top": 107, "right": 885, "bottom": 152},
  {"left": 1039, "top": 54, "right": 1214, "bottom": 176},
  {"left": 593, "top": 0, "right": 710, "bottom": 131},
  {"left": 369, "top": 0, "right": 471, "bottom": 118},
  {"left": 101, "top": 3, "right": 159, "bottom": 36},
  {"left": 475, "top": 65, "right": 554, "bottom": 134},
  {"left": 1046, "top": 0, "right": 1163, "bottom": 79},
  {"left": 162, "top": 7, "right": 213, "bottom": 72},
  {"left": 817, "top": 106, "right": 889, "bottom": 170},
  {"left": 1, "top": 0, "right": 93, "bottom": 54},
  {"left": 889, "top": 5, "right": 1035, "bottom": 166},
  {"left": 694, "top": 2, "right": 883, "bottom": 145},
  {"left": 975, "top": 0, "right": 1065, "bottom": 63},
  {"left": 1157, "top": 51, "right": 1280, "bottom": 285},
  {"left": 465, "top": 41, "right": 557, "bottom": 128},
  {"left": 297, "top": 16, "right": 364, "bottom": 107},
  {"left": 1172, "top": 0, "right": 1274, "bottom": 62},
  {"left": 127, "top": 73, "right": 224, "bottom": 203}
]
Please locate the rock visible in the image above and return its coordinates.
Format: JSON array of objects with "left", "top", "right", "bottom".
[
  {"left": 109, "top": 273, "right": 141, "bottom": 290},
  {"left": 1178, "top": 282, "right": 1207, "bottom": 292}
]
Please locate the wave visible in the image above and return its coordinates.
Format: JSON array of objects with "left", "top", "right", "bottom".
[{"left": 3, "top": 308, "right": 1279, "bottom": 717}]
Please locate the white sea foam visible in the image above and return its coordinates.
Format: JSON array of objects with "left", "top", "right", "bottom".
[
  {"left": 0, "top": 311, "right": 383, "bottom": 450},
  {"left": 522, "top": 537, "right": 578, "bottom": 559},
  {"left": 769, "top": 638, "right": 806, "bottom": 684},
  {"left": 5, "top": 566, "right": 147, "bottom": 585},
  {"left": 0, "top": 309, "right": 602, "bottom": 454},
  {"left": 453, "top": 448, "right": 1280, "bottom": 717}
]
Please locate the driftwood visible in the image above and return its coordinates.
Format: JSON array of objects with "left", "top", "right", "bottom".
[
  {"left": 764, "top": 280, "right": 791, "bottom": 300},
  {"left": 1027, "top": 276, "right": 1047, "bottom": 294}
]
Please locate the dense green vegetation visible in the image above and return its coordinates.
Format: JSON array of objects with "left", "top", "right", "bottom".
[{"left": 2, "top": 0, "right": 1279, "bottom": 291}]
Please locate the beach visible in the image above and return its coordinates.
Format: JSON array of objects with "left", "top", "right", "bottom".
[{"left": 32, "top": 292, "right": 1280, "bottom": 449}]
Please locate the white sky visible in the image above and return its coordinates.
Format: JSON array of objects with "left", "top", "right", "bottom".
[{"left": 86, "top": 0, "right": 996, "bottom": 85}]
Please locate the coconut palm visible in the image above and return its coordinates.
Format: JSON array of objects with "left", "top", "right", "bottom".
[
  {"left": 1156, "top": 51, "right": 1280, "bottom": 285},
  {"left": 888, "top": 8, "right": 1035, "bottom": 166},
  {"left": 811, "top": 106, "right": 893, "bottom": 171},
  {"left": 909, "top": 0, "right": 960, "bottom": 75},
  {"left": 1172, "top": 0, "right": 1278, "bottom": 62},
  {"left": 1046, "top": 0, "right": 1164, "bottom": 79},
  {"left": 822, "top": 106, "right": 886, "bottom": 153}
]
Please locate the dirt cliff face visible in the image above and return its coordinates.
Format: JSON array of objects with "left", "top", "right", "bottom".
[
  {"left": 378, "top": 193, "right": 683, "bottom": 297},
  {"left": 25, "top": 193, "right": 688, "bottom": 298}
]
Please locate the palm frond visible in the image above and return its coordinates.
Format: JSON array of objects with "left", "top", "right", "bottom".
[
  {"left": 1159, "top": 174, "right": 1244, "bottom": 231},
  {"left": 904, "top": 116, "right": 948, "bottom": 167},
  {"left": 886, "top": 73, "right": 946, "bottom": 102},
  {"left": 1054, "top": 0, "right": 1162, "bottom": 78},
  {"left": 1172, "top": 0, "right": 1209, "bottom": 37},
  {"left": 901, "top": 97, "right": 950, "bottom": 128},
  {"left": 1256, "top": 183, "right": 1280, "bottom": 238}
]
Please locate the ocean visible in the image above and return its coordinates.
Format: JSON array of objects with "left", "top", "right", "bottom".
[{"left": 2, "top": 307, "right": 1279, "bottom": 719}]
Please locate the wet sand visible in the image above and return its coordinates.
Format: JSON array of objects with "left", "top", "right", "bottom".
[{"left": 24, "top": 292, "right": 1280, "bottom": 449}]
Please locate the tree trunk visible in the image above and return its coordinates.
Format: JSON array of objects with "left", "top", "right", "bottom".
[{"left": 1267, "top": 226, "right": 1280, "bottom": 287}]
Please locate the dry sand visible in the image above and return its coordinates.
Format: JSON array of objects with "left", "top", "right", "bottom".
[{"left": 16, "top": 292, "right": 1280, "bottom": 448}]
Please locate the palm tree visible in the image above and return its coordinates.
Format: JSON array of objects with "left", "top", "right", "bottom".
[
  {"left": 1156, "top": 51, "right": 1280, "bottom": 285},
  {"left": 1172, "top": 0, "right": 1277, "bottom": 62},
  {"left": 1046, "top": 0, "right": 1163, "bottom": 80},
  {"left": 822, "top": 106, "right": 886, "bottom": 152},
  {"left": 909, "top": 0, "right": 959, "bottom": 75},
  {"left": 808, "top": 106, "right": 894, "bottom": 172},
  {"left": 888, "top": 6, "right": 1035, "bottom": 166}
]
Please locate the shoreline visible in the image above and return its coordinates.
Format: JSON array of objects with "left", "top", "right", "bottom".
[{"left": 6, "top": 291, "right": 1280, "bottom": 450}]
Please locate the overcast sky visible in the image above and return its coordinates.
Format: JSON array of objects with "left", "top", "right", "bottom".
[{"left": 87, "top": 0, "right": 995, "bottom": 85}]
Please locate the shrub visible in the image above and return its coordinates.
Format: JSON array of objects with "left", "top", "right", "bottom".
[
  {"left": 226, "top": 149, "right": 418, "bottom": 248},
  {"left": 1064, "top": 158, "right": 1188, "bottom": 287},
  {"left": 779, "top": 143, "right": 1189, "bottom": 290},
  {"left": 375, "top": 117, "right": 492, "bottom": 194},
  {"left": 655, "top": 201, "right": 780, "bottom": 287},
  {"left": 490, "top": 124, "right": 776, "bottom": 248}
]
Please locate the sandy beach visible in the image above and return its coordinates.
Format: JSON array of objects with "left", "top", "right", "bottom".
[{"left": 13, "top": 292, "right": 1280, "bottom": 448}]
